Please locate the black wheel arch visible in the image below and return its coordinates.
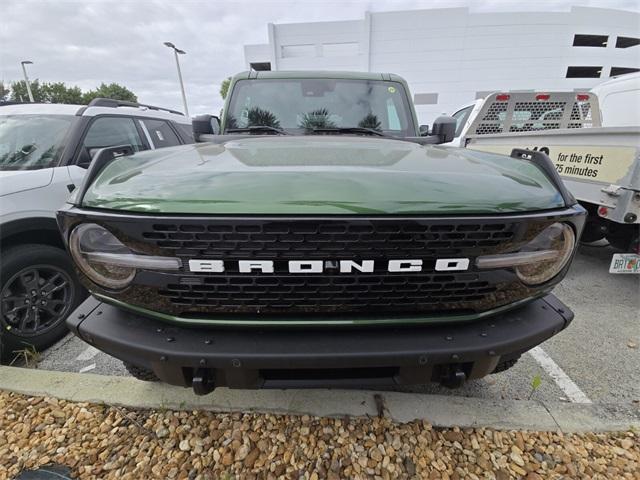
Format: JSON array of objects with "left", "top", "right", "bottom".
[{"left": 1, "top": 217, "right": 66, "bottom": 251}]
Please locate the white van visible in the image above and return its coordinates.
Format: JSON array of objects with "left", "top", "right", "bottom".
[{"left": 590, "top": 72, "right": 640, "bottom": 127}]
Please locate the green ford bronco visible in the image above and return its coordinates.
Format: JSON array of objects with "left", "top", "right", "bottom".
[{"left": 58, "top": 71, "right": 586, "bottom": 394}]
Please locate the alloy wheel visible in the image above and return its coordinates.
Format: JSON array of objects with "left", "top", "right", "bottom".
[{"left": 1, "top": 265, "right": 74, "bottom": 337}]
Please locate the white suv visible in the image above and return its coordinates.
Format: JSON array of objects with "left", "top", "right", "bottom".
[{"left": 0, "top": 98, "right": 193, "bottom": 361}]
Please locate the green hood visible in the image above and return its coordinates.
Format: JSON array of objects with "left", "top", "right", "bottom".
[{"left": 82, "top": 137, "right": 565, "bottom": 215}]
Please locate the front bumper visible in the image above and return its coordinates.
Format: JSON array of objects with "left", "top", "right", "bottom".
[{"left": 68, "top": 294, "right": 573, "bottom": 393}]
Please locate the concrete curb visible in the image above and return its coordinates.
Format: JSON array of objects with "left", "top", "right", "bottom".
[{"left": 1, "top": 366, "right": 638, "bottom": 433}]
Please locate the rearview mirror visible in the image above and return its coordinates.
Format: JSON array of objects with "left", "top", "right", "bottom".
[
  {"left": 419, "top": 125, "right": 430, "bottom": 136},
  {"left": 192, "top": 115, "right": 221, "bottom": 142},
  {"left": 430, "top": 116, "right": 456, "bottom": 144}
]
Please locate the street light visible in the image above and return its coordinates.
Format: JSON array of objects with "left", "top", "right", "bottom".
[
  {"left": 164, "top": 42, "right": 189, "bottom": 117},
  {"left": 20, "top": 60, "right": 35, "bottom": 103}
]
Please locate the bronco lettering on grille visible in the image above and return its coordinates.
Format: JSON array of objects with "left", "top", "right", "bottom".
[{"left": 187, "top": 258, "right": 470, "bottom": 273}]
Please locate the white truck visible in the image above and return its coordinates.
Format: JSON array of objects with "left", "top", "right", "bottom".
[
  {"left": 448, "top": 73, "right": 640, "bottom": 257},
  {"left": 0, "top": 99, "right": 193, "bottom": 362}
]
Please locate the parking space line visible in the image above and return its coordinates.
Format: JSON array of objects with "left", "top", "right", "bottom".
[
  {"left": 529, "top": 346, "right": 592, "bottom": 404},
  {"left": 75, "top": 346, "right": 100, "bottom": 362},
  {"left": 79, "top": 363, "right": 96, "bottom": 374}
]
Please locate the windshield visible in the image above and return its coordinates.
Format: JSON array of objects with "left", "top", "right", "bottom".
[
  {"left": 226, "top": 78, "right": 415, "bottom": 136},
  {"left": 451, "top": 105, "right": 473, "bottom": 137},
  {"left": 0, "top": 114, "right": 74, "bottom": 171}
]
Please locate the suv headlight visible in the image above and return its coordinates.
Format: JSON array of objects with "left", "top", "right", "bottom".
[
  {"left": 476, "top": 222, "right": 575, "bottom": 285},
  {"left": 69, "top": 223, "right": 181, "bottom": 289}
]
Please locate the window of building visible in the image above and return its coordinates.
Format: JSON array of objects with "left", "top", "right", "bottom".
[
  {"left": 616, "top": 36, "right": 640, "bottom": 48},
  {"left": 566, "top": 66, "right": 602, "bottom": 78},
  {"left": 572, "top": 34, "right": 608, "bottom": 47},
  {"left": 250, "top": 62, "right": 271, "bottom": 71},
  {"left": 413, "top": 93, "right": 438, "bottom": 105},
  {"left": 610, "top": 67, "right": 640, "bottom": 76}
]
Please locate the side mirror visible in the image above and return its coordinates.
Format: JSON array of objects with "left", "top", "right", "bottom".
[
  {"left": 77, "top": 147, "right": 102, "bottom": 168},
  {"left": 77, "top": 148, "right": 92, "bottom": 168},
  {"left": 73, "top": 145, "right": 134, "bottom": 206},
  {"left": 430, "top": 116, "right": 456, "bottom": 144},
  {"left": 192, "top": 115, "right": 221, "bottom": 142},
  {"left": 419, "top": 125, "right": 430, "bottom": 136}
]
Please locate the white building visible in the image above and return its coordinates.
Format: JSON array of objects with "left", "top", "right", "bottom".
[{"left": 244, "top": 6, "right": 640, "bottom": 124}]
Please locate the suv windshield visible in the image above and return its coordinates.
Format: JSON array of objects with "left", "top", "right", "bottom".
[
  {"left": 226, "top": 78, "right": 415, "bottom": 137},
  {"left": 0, "top": 114, "right": 74, "bottom": 171}
]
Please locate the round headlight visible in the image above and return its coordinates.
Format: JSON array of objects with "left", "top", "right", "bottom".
[
  {"left": 69, "top": 223, "right": 135, "bottom": 289},
  {"left": 515, "top": 223, "right": 575, "bottom": 285}
]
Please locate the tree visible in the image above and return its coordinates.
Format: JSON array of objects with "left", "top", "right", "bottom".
[
  {"left": 42, "top": 82, "right": 83, "bottom": 104},
  {"left": 10, "top": 80, "right": 87, "bottom": 104},
  {"left": 82, "top": 83, "right": 137, "bottom": 104},
  {"left": 247, "top": 106, "right": 280, "bottom": 128},
  {"left": 10, "top": 80, "right": 45, "bottom": 102},
  {"left": 299, "top": 108, "right": 336, "bottom": 129},
  {"left": 219, "top": 77, "right": 232, "bottom": 100},
  {"left": 358, "top": 113, "right": 382, "bottom": 131},
  {"left": 8, "top": 80, "right": 138, "bottom": 105},
  {"left": 0, "top": 82, "right": 9, "bottom": 102}
]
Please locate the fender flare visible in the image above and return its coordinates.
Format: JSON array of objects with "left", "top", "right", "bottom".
[{"left": 0, "top": 217, "right": 63, "bottom": 245}]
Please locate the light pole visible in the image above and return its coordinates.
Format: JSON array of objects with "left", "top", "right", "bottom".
[
  {"left": 164, "top": 42, "right": 189, "bottom": 117},
  {"left": 20, "top": 60, "right": 35, "bottom": 103}
]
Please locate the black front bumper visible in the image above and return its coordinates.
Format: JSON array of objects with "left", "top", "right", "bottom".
[{"left": 68, "top": 295, "right": 573, "bottom": 393}]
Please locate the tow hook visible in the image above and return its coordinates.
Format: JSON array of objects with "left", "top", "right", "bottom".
[
  {"left": 441, "top": 368, "right": 467, "bottom": 389},
  {"left": 192, "top": 368, "right": 215, "bottom": 395}
]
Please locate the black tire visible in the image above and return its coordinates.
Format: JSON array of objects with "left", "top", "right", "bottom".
[
  {"left": 0, "top": 244, "right": 86, "bottom": 364},
  {"left": 124, "top": 362, "right": 159, "bottom": 382},
  {"left": 605, "top": 223, "right": 639, "bottom": 252},
  {"left": 632, "top": 235, "right": 640, "bottom": 255},
  {"left": 491, "top": 355, "right": 520, "bottom": 374},
  {"left": 580, "top": 220, "right": 607, "bottom": 243}
]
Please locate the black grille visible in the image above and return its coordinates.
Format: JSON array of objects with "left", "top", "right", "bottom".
[
  {"left": 98, "top": 218, "right": 529, "bottom": 316},
  {"left": 142, "top": 220, "right": 517, "bottom": 259},
  {"left": 68, "top": 216, "right": 551, "bottom": 317},
  {"left": 157, "top": 273, "right": 498, "bottom": 314},
  {"left": 61, "top": 207, "right": 585, "bottom": 322}
]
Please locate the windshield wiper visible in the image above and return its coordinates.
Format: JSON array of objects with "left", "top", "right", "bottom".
[
  {"left": 226, "top": 126, "right": 289, "bottom": 135},
  {"left": 309, "top": 127, "right": 387, "bottom": 137}
]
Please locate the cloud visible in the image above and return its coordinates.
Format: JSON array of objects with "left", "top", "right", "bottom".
[{"left": 1, "top": 0, "right": 638, "bottom": 115}]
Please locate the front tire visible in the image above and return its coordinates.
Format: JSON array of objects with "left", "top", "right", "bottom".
[
  {"left": 491, "top": 355, "right": 521, "bottom": 374},
  {"left": 605, "top": 222, "right": 639, "bottom": 252},
  {"left": 0, "top": 244, "right": 86, "bottom": 364},
  {"left": 124, "top": 362, "right": 159, "bottom": 382}
]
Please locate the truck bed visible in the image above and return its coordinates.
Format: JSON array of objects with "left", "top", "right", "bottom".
[{"left": 465, "top": 127, "right": 640, "bottom": 226}]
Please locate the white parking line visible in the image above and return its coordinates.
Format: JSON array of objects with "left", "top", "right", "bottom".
[
  {"left": 79, "top": 363, "right": 96, "bottom": 373},
  {"left": 75, "top": 346, "right": 100, "bottom": 362},
  {"left": 529, "top": 346, "right": 592, "bottom": 404}
]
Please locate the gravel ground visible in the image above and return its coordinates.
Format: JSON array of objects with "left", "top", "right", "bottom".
[{"left": 1, "top": 391, "right": 638, "bottom": 480}]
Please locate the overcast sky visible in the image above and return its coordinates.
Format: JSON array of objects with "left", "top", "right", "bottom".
[{"left": 2, "top": 0, "right": 639, "bottom": 115}]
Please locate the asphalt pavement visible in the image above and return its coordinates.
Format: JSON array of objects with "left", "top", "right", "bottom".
[{"left": 37, "top": 244, "right": 639, "bottom": 405}]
